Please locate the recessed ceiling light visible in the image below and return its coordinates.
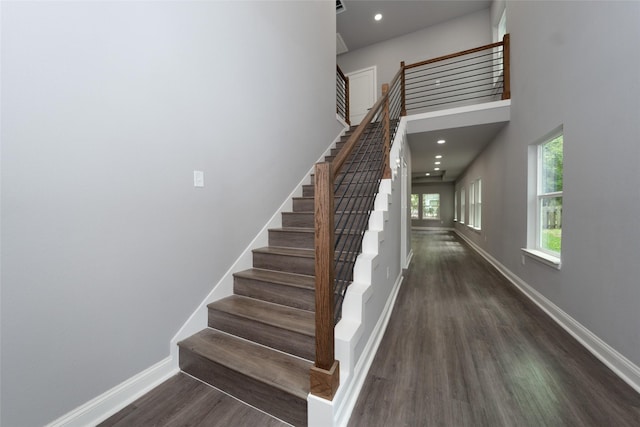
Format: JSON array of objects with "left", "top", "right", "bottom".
[
  {"left": 425, "top": 173, "right": 430, "bottom": 176},
  {"left": 434, "top": 167, "right": 440, "bottom": 171},
  {"left": 435, "top": 161, "right": 441, "bottom": 165},
  {"left": 435, "top": 155, "right": 442, "bottom": 159},
  {"left": 374, "top": 13, "right": 383, "bottom": 21},
  {"left": 437, "top": 139, "right": 446, "bottom": 144}
]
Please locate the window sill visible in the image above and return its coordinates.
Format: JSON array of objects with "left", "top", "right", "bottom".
[
  {"left": 521, "top": 248, "right": 562, "bottom": 270},
  {"left": 467, "top": 224, "right": 481, "bottom": 232}
]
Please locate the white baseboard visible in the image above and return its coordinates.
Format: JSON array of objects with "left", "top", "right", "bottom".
[
  {"left": 45, "top": 357, "right": 177, "bottom": 427},
  {"left": 404, "top": 249, "right": 414, "bottom": 270},
  {"left": 334, "top": 273, "right": 404, "bottom": 427},
  {"left": 454, "top": 230, "right": 640, "bottom": 395},
  {"left": 412, "top": 226, "right": 454, "bottom": 231}
]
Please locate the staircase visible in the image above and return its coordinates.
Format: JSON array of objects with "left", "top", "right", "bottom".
[{"left": 177, "top": 126, "right": 384, "bottom": 426}]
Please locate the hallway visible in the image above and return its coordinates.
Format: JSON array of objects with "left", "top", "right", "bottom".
[{"left": 348, "top": 231, "right": 640, "bottom": 426}]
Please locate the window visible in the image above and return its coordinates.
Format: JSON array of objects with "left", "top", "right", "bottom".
[
  {"left": 537, "top": 134, "right": 563, "bottom": 255},
  {"left": 468, "top": 178, "right": 482, "bottom": 229},
  {"left": 498, "top": 9, "right": 507, "bottom": 42},
  {"left": 494, "top": 9, "right": 507, "bottom": 84},
  {"left": 411, "top": 194, "right": 419, "bottom": 219},
  {"left": 411, "top": 193, "right": 441, "bottom": 220},
  {"left": 469, "top": 182, "right": 475, "bottom": 227},
  {"left": 460, "top": 188, "right": 466, "bottom": 224},
  {"left": 454, "top": 191, "right": 458, "bottom": 221},
  {"left": 422, "top": 193, "right": 440, "bottom": 219},
  {"left": 524, "top": 131, "right": 563, "bottom": 267},
  {"left": 475, "top": 179, "right": 482, "bottom": 229}
]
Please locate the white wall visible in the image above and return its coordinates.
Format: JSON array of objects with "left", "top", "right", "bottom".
[
  {"left": 338, "top": 9, "right": 492, "bottom": 96},
  {"left": 0, "top": 1, "right": 337, "bottom": 425},
  {"left": 456, "top": 1, "right": 640, "bottom": 368}
]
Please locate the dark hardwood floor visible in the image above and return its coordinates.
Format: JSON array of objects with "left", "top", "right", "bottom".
[
  {"left": 98, "top": 373, "right": 288, "bottom": 427},
  {"left": 100, "top": 230, "right": 640, "bottom": 426},
  {"left": 348, "top": 230, "right": 640, "bottom": 427}
]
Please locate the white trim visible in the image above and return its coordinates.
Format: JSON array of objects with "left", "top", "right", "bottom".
[
  {"left": 45, "top": 358, "right": 177, "bottom": 427},
  {"left": 521, "top": 248, "right": 561, "bottom": 269},
  {"left": 336, "top": 113, "right": 349, "bottom": 129},
  {"left": 334, "top": 273, "right": 403, "bottom": 427},
  {"left": 412, "top": 226, "right": 454, "bottom": 231},
  {"left": 455, "top": 230, "right": 640, "bottom": 395},
  {"left": 404, "top": 249, "right": 414, "bottom": 270}
]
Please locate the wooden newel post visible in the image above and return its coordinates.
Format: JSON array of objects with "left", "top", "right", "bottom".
[
  {"left": 400, "top": 61, "right": 407, "bottom": 116},
  {"left": 382, "top": 84, "right": 392, "bottom": 179},
  {"left": 502, "top": 34, "right": 511, "bottom": 100},
  {"left": 310, "top": 162, "right": 340, "bottom": 400}
]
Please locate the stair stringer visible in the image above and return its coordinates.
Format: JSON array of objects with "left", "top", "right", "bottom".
[
  {"left": 168, "top": 123, "right": 349, "bottom": 368},
  {"left": 308, "top": 119, "right": 410, "bottom": 427}
]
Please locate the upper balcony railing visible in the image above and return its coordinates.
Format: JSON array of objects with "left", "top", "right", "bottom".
[
  {"left": 336, "top": 65, "right": 350, "bottom": 125},
  {"left": 401, "top": 34, "right": 510, "bottom": 114},
  {"left": 319, "top": 35, "right": 510, "bottom": 400}
]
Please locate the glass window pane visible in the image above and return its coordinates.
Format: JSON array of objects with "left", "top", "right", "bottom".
[
  {"left": 422, "top": 193, "right": 440, "bottom": 219},
  {"left": 541, "top": 135, "right": 563, "bottom": 194},
  {"left": 411, "top": 194, "right": 419, "bottom": 219},
  {"left": 540, "top": 196, "right": 562, "bottom": 253},
  {"left": 454, "top": 191, "right": 458, "bottom": 221}
]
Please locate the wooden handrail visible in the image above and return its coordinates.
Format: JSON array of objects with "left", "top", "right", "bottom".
[
  {"left": 333, "top": 94, "right": 386, "bottom": 176},
  {"left": 405, "top": 40, "right": 505, "bottom": 70}
]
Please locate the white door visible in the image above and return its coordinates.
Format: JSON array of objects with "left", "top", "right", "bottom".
[{"left": 346, "top": 66, "right": 377, "bottom": 125}]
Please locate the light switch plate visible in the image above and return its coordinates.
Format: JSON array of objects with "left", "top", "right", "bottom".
[{"left": 193, "top": 170, "right": 204, "bottom": 187}]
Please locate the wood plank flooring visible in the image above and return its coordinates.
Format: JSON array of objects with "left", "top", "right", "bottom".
[
  {"left": 98, "top": 373, "right": 288, "bottom": 427},
  {"left": 348, "top": 230, "right": 640, "bottom": 427}
]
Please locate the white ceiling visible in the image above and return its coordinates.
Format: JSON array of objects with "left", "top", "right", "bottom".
[
  {"left": 336, "top": 0, "right": 491, "bottom": 53},
  {"left": 408, "top": 122, "right": 506, "bottom": 184}
]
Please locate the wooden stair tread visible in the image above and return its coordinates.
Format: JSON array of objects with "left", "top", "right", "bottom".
[
  {"left": 178, "top": 328, "right": 311, "bottom": 400},
  {"left": 282, "top": 210, "right": 370, "bottom": 215},
  {"left": 234, "top": 268, "right": 315, "bottom": 290},
  {"left": 270, "top": 227, "right": 364, "bottom": 236},
  {"left": 209, "top": 295, "right": 315, "bottom": 337},
  {"left": 293, "top": 195, "right": 372, "bottom": 201},
  {"left": 253, "top": 246, "right": 315, "bottom": 259},
  {"left": 254, "top": 245, "right": 360, "bottom": 260}
]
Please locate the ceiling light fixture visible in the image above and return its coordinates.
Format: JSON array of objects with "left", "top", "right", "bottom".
[
  {"left": 437, "top": 139, "right": 446, "bottom": 144},
  {"left": 374, "top": 13, "right": 383, "bottom": 21},
  {"left": 425, "top": 173, "right": 430, "bottom": 176},
  {"left": 434, "top": 167, "right": 440, "bottom": 171},
  {"left": 435, "top": 155, "right": 442, "bottom": 159},
  {"left": 435, "top": 161, "right": 441, "bottom": 165}
]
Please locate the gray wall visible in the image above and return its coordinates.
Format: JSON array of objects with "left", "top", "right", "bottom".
[
  {"left": 0, "top": 1, "right": 337, "bottom": 425},
  {"left": 411, "top": 182, "right": 455, "bottom": 228},
  {"left": 338, "top": 9, "right": 492, "bottom": 96},
  {"left": 455, "top": 1, "right": 640, "bottom": 367}
]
